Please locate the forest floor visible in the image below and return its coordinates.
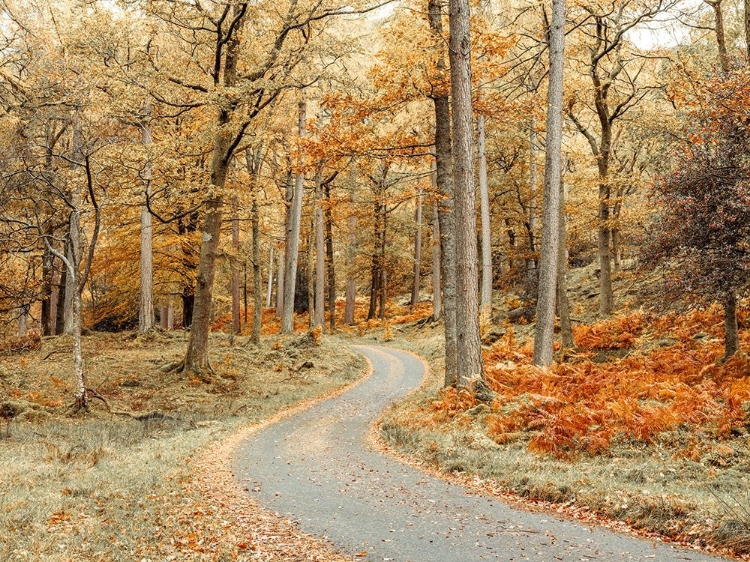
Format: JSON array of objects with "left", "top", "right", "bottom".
[
  {"left": 375, "top": 264, "right": 750, "bottom": 561},
  {"left": 1, "top": 263, "right": 748, "bottom": 561},
  {"left": 0, "top": 328, "right": 366, "bottom": 561}
]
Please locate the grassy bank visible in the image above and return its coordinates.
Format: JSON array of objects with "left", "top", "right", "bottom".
[
  {"left": 0, "top": 329, "right": 364, "bottom": 561},
  {"left": 380, "top": 307, "right": 750, "bottom": 560}
]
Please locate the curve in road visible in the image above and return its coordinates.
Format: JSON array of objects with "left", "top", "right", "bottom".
[{"left": 234, "top": 345, "right": 727, "bottom": 562}]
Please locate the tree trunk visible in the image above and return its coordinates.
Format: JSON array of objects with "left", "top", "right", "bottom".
[
  {"left": 55, "top": 241, "right": 68, "bottom": 336},
  {"left": 428, "top": 0, "right": 458, "bottom": 386},
  {"left": 449, "top": 0, "right": 484, "bottom": 385},
  {"left": 478, "top": 114, "right": 492, "bottom": 318},
  {"left": 252, "top": 196, "right": 262, "bottom": 345},
  {"left": 307, "top": 216, "right": 316, "bottom": 330},
  {"left": 526, "top": 118, "right": 539, "bottom": 291},
  {"left": 63, "top": 207, "right": 81, "bottom": 335},
  {"left": 411, "top": 185, "right": 423, "bottom": 306},
  {"left": 167, "top": 303, "right": 174, "bottom": 330},
  {"left": 231, "top": 201, "right": 241, "bottom": 335},
  {"left": 41, "top": 243, "right": 54, "bottom": 336},
  {"left": 18, "top": 305, "right": 28, "bottom": 337},
  {"left": 533, "top": 0, "right": 566, "bottom": 367},
  {"left": 746, "top": 0, "right": 750, "bottom": 62},
  {"left": 71, "top": 275, "right": 86, "bottom": 409},
  {"left": 557, "top": 175, "right": 574, "bottom": 350},
  {"left": 325, "top": 182, "right": 336, "bottom": 332},
  {"left": 706, "top": 0, "right": 730, "bottom": 73},
  {"left": 723, "top": 292, "right": 739, "bottom": 360},
  {"left": 378, "top": 204, "right": 388, "bottom": 320},
  {"left": 368, "top": 191, "right": 383, "bottom": 320},
  {"left": 432, "top": 198, "right": 442, "bottom": 321},
  {"left": 276, "top": 239, "right": 285, "bottom": 319},
  {"left": 266, "top": 245, "right": 274, "bottom": 308},
  {"left": 345, "top": 169, "right": 358, "bottom": 325},
  {"left": 160, "top": 306, "right": 169, "bottom": 329},
  {"left": 314, "top": 168, "right": 325, "bottom": 330},
  {"left": 139, "top": 117, "right": 155, "bottom": 334},
  {"left": 282, "top": 99, "right": 307, "bottom": 334},
  {"left": 597, "top": 182, "right": 614, "bottom": 315}
]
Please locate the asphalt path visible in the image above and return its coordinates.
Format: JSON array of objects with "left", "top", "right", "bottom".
[{"left": 234, "top": 345, "right": 728, "bottom": 562}]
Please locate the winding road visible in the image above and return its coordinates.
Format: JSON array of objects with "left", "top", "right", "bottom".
[{"left": 234, "top": 345, "right": 727, "bottom": 562}]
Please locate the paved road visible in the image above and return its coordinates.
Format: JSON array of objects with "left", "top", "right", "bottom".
[{"left": 234, "top": 345, "right": 727, "bottom": 562}]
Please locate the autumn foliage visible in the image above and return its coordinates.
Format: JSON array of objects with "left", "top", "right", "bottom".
[{"left": 424, "top": 307, "right": 749, "bottom": 458}]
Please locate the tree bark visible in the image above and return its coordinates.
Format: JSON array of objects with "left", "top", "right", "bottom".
[
  {"left": 252, "top": 196, "right": 262, "bottom": 344},
  {"left": 723, "top": 292, "right": 739, "bottom": 360},
  {"left": 746, "top": 0, "right": 750, "bottom": 62},
  {"left": 706, "top": 0, "right": 730, "bottom": 73},
  {"left": 139, "top": 116, "right": 155, "bottom": 334},
  {"left": 411, "top": 185, "right": 423, "bottom": 306},
  {"left": 432, "top": 199, "right": 442, "bottom": 321},
  {"left": 276, "top": 237, "right": 285, "bottom": 319},
  {"left": 168, "top": 303, "right": 174, "bottom": 330},
  {"left": 282, "top": 99, "right": 307, "bottom": 334},
  {"left": 526, "top": 118, "right": 539, "bottom": 292},
  {"left": 557, "top": 174, "right": 574, "bottom": 350},
  {"left": 533, "top": 0, "right": 566, "bottom": 367},
  {"left": 314, "top": 167, "right": 325, "bottom": 329},
  {"left": 160, "top": 306, "right": 169, "bottom": 329},
  {"left": 345, "top": 167, "right": 358, "bottom": 325},
  {"left": 449, "top": 0, "right": 484, "bottom": 385},
  {"left": 307, "top": 216, "right": 316, "bottom": 330},
  {"left": 478, "top": 114, "right": 492, "bottom": 318},
  {"left": 266, "top": 245, "right": 274, "bottom": 308},
  {"left": 428, "top": 0, "right": 458, "bottom": 386},
  {"left": 231, "top": 201, "right": 241, "bottom": 335},
  {"left": 324, "top": 181, "right": 336, "bottom": 332}
]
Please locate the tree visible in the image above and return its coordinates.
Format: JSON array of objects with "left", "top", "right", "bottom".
[
  {"left": 566, "top": 0, "right": 667, "bottom": 316},
  {"left": 449, "top": 0, "right": 484, "bottom": 385},
  {"left": 648, "top": 72, "right": 749, "bottom": 360},
  {"left": 533, "top": 0, "right": 566, "bottom": 366}
]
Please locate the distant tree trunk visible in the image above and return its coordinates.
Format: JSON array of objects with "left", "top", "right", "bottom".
[
  {"left": 139, "top": 117, "right": 155, "bottom": 334},
  {"left": 378, "top": 210, "right": 387, "bottom": 320},
  {"left": 231, "top": 201, "right": 241, "bottom": 335},
  {"left": 182, "top": 290, "right": 194, "bottom": 328},
  {"left": 324, "top": 182, "right": 336, "bottom": 332},
  {"left": 428, "top": 0, "right": 458, "bottom": 386},
  {"left": 160, "top": 306, "right": 169, "bottom": 329},
  {"left": 723, "top": 292, "right": 739, "bottom": 360},
  {"left": 167, "top": 303, "right": 174, "bottom": 330},
  {"left": 252, "top": 196, "right": 262, "bottom": 344},
  {"left": 41, "top": 242, "right": 54, "bottom": 336},
  {"left": 411, "top": 185, "right": 423, "bottom": 306},
  {"left": 505, "top": 218, "right": 516, "bottom": 272},
  {"left": 307, "top": 217, "right": 316, "bottom": 330},
  {"left": 746, "top": 0, "right": 750, "bottom": 62},
  {"left": 63, "top": 201, "right": 81, "bottom": 335},
  {"left": 345, "top": 169, "right": 358, "bottom": 325},
  {"left": 432, "top": 198, "right": 442, "bottom": 321},
  {"left": 18, "top": 305, "right": 28, "bottom": 337},
  {"left": 276, "top": 239, "right": 285, "bottom": 319},
  {"left": 526, "top": 118, "right": 538, "bottom": 291},
  {"left": 314, "top": 168, "right": 325, "bottom": 330},
  {"left": 368, "top": 172, "right": 386, "bottom": 321},
  {"left": 478, "top": 114, "right": 492, "bottom": 318},
  {"left": 706, "top": 0, "right": 730, "bottom": 73},
  {"left": 557, "top": 175, "right": 574, "bottom": 350},
  {"left": 266, "top": 245, "right": 274, "bottom": 308},
  {"left": 533, "top": 0, "right": 566, "bottom": 367},
  {"left": 282, "top": 99, "right": 306, "bottom": 334},
  {"left": 449, "top": 0, "right": 484, "bottom": 385}
]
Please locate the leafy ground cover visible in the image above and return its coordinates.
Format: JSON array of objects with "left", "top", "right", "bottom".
[
  {"left": 380, "top": 304, "right": 750, "bottom": 560},
  {"left": 0, "top": 328, "right": 364, "bottom": 561}
]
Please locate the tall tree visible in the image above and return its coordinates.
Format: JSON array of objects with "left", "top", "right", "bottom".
[
  {"left": 427, "top": 0, "right": 458, "bottom": 386},
  {"left": 449, "top": 0, "right": 484, "bottom": 385},
  {"left": 533, "top": 0, "right": 566, "bottom": 366}
]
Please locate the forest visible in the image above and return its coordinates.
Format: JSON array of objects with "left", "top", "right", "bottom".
[{"left": 0, "top": 0, "right": 748, "bottom": 559}]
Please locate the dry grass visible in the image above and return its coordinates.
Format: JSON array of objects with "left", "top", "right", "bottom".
[{"left": 0, "top": 329, "right": 364, "bottom": 560}]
